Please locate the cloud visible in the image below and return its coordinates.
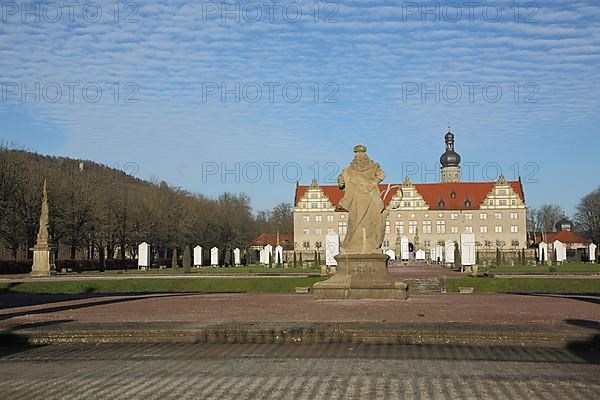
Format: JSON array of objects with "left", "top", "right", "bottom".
[{"left": 0, "top": 0, "right": 598, "bottom": 213}]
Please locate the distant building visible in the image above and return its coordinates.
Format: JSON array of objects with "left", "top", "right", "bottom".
[
  {"left": 251, "top": 233, "right": 294, "bottom": 249},
  {"left": 293, "top": 129, "right": 527, "bottom": 259},
  {"left": 249, "top": 233, "right": 294, "bottom": 264},
  {"left": 530, "top": 222, "right": 591, "bottom": 261},
  {"left": 555, "top": 217, "right": 574, "bottom": 232}
]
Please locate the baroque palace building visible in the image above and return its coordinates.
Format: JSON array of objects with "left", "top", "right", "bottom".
[{"left": 293, "top": 130, "right": 527, "bottom": 259}]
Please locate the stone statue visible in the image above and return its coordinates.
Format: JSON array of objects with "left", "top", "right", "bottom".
[
  {"left": 338, "top": 144, "right": 387, "bottom": 254},
  {"left": 313, "top": 145, "right": 408, "bottom": 300}
]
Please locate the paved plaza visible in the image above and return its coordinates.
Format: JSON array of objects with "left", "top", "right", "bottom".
[
  {"left": 1, "top": 343, "right": 599, "bottom": 399},
  {"left": 1, "top": 292, "right": 598, "bottom": 326}
]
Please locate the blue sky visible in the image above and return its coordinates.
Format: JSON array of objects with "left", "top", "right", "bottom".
[{"left": 0, "top": 0, "right": 598, "bottom": 215}]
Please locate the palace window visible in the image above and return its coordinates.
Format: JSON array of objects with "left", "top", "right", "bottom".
[
  {"left": 385, "top": 221, "right": 391, "bottom": 234},
  {"left": 511, "top": 225, "right": 518, "bottom": 233},
  {"left": 451, "top": 213, "right": 458, "bottom": 220},
  {"left": 480, "top": 213, "right": 488, "bottom": 220},
  {"left": 315, "top": 241, "right": 322, "bottom": 248},
  {"left": 395, "top": 221, "right": 404, "bottom": 234},
  {"left": 311, "top": 193, "right": 318, "bottom": 199},
  {"left": 303, "top": 229, "right": 309, "bottom": 235},
  {"left": 422, "top": 220, "right": 432, "bottom": 234},
  {"left": 511, "top": 199, "right": 516, "bottom": 205},
  {"left": 327, "top": 215, "right": 334, "bottom": 222},
  {"left": 436, "top": 221, "right": 446, "bottom": 234},
  {"left": 511, "top": 240, "right": 520, "bottom": 247},
  {"left": 484, "top": 240, "right": 492, "bottom": 247},
  {"left": 499, "top": 199, "right": 507, "bottom": 206},
  {"left": 495, "top": 213, "right": 502, "bottom": 220},
  {"left": 510, "top": 212, "right": 518, "bottom": 220},
  {"left": 303, "top": 241, "right": 310, "bottom": 248},
  {"left": 424, "top": 240, "right": 431, "bottom": 247},
  {"left": 451, "top": 226, "right": 459, "bottom": 234},
  {"left": 488, "top": 200, "right": 493, "bottom": 205},
  {"left": 480, "top": 226, "right": 488, "bottom": 233},
  {"left": 405, "top": 191, "right": 412, "bottom": 197},
  {"left": 311, "top": 202, "right": 318, "bottom": 209},
  {"left": 465, "top": 226, "right": 473, "bottom": 233},
  {"left": 495, "top": 226, "right": 503, "bottom": 233},
  {"left": 383, "top": 240, "right": 389, "bottom": 248},
  {"left": 327, "top": 228, "right": 335, "bottom": 234},
  {"left": 404, "top": 201, "right": 411, "bottom": 208},
  {"left": 409, "top": 220, "right": 417, "bottom": 234},
  {"left": 303, "top": 216, "right": 310, "bottom": 222},
  {"left": 315, "top": 228, "right": 322, "bottom": 235},
  {"left": 338, "top": 221, "right": 347, "bottom": 235},
  {"left": 498, "top": 189, "right": 507, "bottom": 195},
  {"left": 315, "top": 215, "right": 323, "bottom": 222},
  {"left": 465, "top": 213, "right": 473, "bottom": 220}
]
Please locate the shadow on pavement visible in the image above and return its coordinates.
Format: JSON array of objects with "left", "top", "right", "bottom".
[
  {"left": 507, "top": 292, "right": 600, "bottom": 305},
  {"left": 565, "top": 319, "right": 600, "bottom": 365},
  {"left": 0, "top": 292, "right": 199, "bottom": 322},
  {"left": 0, "top": 320, "right": 75, "bottom": 358}
]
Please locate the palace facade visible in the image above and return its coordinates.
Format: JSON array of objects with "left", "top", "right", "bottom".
[{"left": 293, "top": 130, "right": 527, "bottom": 259}]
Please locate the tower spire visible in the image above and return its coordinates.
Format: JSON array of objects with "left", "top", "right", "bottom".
[{"left": 440, "top": 127, "right": 461, "bottom": 183}]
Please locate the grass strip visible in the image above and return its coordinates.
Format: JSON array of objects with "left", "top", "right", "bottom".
[
  {"left": 75, "top": 267, "right": 321, "bottom": 276},
  {"left": 0, "top": 277, "right": 325, "bottom": 295},
  {"left": 477, "top": 263, "right": 600, "bottom": 274},
  {"left": 446, "top": 277, "right": 600, "bottom": 294}
]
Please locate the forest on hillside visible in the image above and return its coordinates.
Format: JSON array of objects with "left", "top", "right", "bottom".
[{"left": 0, "top": 146, "right": 293, "bottom": 262}]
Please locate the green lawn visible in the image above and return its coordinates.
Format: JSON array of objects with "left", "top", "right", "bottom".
[
  {"left": 74, "top": 266, "right": 321, "bottom": 276},
  {"left": 0, "top": 277, "right": 325, "bottom": 295},
  {"left": 477, "top": 262, "right": 600, "bottom": 274},
  {"left": 446, "top": 277, "right": 600, "bottom": 294}
]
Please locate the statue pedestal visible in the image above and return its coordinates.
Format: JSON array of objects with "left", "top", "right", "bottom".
[
  {"left": 31, "top": 245, "right": 55, "bottom": 277},
  {"left": 313, "top": 253, "right": 408, "bottom": 300}
]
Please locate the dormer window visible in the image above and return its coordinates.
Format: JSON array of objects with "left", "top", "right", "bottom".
[
  {"left": 464, "top": 199, "right": 471, "bottom": 207},
  {"left": 450, "top": 191, "right": 456, "bottom": 199},
  {"left": 439, "top": 199, "right": 445, "bottom": 208}
]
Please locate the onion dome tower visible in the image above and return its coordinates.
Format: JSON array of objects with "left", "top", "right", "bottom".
[{"left": 440, "top": 126, "right": 461, "bottom": 183}]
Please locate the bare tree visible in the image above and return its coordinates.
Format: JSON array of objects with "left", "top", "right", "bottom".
[
  {"left": 535, "top": 204, "right": 565, "bottom": 232},
  {"left": 575, "top": 187, "right": 600, "bottom": 243},
  {"left": 0, "top": 148, "right": 292, "bottom": 263}
]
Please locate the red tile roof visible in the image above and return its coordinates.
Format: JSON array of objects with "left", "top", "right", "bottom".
[
  {"left": 543, "top": 231, "right": 591, "bottom": 244},
  {"left": 295, "top": 181, "right": 524, "bottom": 211},
  {"left": 252, "top": 233, "right": 294, "bottom": 246}
]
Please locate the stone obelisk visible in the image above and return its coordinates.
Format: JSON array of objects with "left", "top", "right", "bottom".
[{"left": 31, "top": 179, "right": 55, "bottom": 276}]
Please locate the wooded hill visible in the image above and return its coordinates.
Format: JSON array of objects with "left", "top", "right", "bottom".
[{"left": 0, "top": 146, "right": 293, "bottom": 262}]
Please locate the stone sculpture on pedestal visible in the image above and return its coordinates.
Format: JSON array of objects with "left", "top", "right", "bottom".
[
  {"left": 31, "top": 179, "right": 55, "bottom": 276},
  {"left": 313, "top": 145, "right": 408, "bottom": 300}
]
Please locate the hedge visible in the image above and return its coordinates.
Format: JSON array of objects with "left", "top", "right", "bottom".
[{"left": 0, "top": 259, "right": 139, "bottom": 274}]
